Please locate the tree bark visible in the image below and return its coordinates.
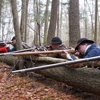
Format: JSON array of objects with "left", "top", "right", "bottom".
[
  {"left": 25, "top": 0, "right": 29, "bottom": 42},
  {"left": 69, "top": 0, "right": 80, "bottom": 47},
  {"left": 47, "top": 0, "right": 59, "bottom": 45},
  {"left": 44, "top": 0, "right": 50, "bottom": 45},
  {"left": 0, "top": 0, "right": 2, "bottom": 23},
  {"left": 33, "top": 0, "right": 40, "bottom": 46},
  {"left": 0, "top": 56, "right": 100, "bottom": 96},
  {"left": 0, "top": 0, "right": 2, "bottom": 37},
  {"left": 20, "top": 0, "right": 27, "bottom": 41},
  {"left": 57, "top": 0, "right": 60, "bottom": 37},
  {"left": 10, "top": 0, "right": 24, "bottom": 69},
  {"left": 94, "top": 0, "right": 98, "bottom": 44},
  {"left": 10, "top": 0, "right": 22, "bottom": 50}
]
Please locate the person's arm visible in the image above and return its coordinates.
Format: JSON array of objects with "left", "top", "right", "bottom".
[
  {"left": 7, "top": 45, "right": 16, "bottom": 52},
  {"left": 0, "top": 46, "right": 8, "bottom": 53},
  {"left": 21, "top": 41, "right": 30, "bottom": 49},
  {"left": 74, "top": 51, "right": 84, "bottom": 58},
  {"left": 61, "top": 50, "right": 76, "bottom": 60},
  {"left": 84, "top": 49, "right": 100, "bottom": 58}
]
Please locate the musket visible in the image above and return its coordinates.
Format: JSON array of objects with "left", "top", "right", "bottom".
[
  {"left": 12, "top": 56, "right": 100, "bottom": 73},
  {"left": 0, "top": 41, "right": 12, "bottom": 44},
  {"left": 12, "top": 49, "right": 76, "bottom": 56},
  {"left": 0, "top": 47, "right": 36, "bottom": 56},
  {"left": 0, "top": 41, "right": 31, "bottom": 48}
]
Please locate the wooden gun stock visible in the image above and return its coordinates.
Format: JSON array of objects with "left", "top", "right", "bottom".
[{"left": 12, "top": 49, "right": 76, "bottom": 56}]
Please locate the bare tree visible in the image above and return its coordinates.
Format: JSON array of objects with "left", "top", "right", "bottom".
[
  {"left": 10, "top": 0, "right": 22, "bottom": 50},
  {"left": 20, "top": 0, "right": 27, "bottom": 41},
  {"left": 44, "top": 0, "right": 50, "bottom": 45},
  {"left": 57, "top": 0, "right": 60, "bottom": 37},
  {"left": 25, "top": 0, "right": 29, "bottom": 42},
  {"left": 94, "top": 0, "right": 98, "bottom": 43},
  {"left": 47, "top": 0, "right": 59, "bottom": 45},
  {"left": 20, "top": 0, "right": 29, "bottom": 42},
  {"left": 0, "top": 0, "right": 2, "bottom": 21},
  {"left": 33, "top": 0, "right": 41, "bottom": 46},
  {"left": 0, "top": 0, "right": 2, "bottom": 34},
  {"left": 69, "top": 0, "right": 80, "bottom": 47}
]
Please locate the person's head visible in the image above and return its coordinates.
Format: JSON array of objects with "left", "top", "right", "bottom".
[
  {"left": 11, "top": 36, "right": 16, "bottom": 45},
  {"left": 51, "top": 37, "right": 62, "bottom": 50},
  {"left": 75, "top": 38, "right": 94, "bottom": 55}
]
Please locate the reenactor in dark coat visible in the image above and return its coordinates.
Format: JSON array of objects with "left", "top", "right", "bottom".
[
  {"left": 7, "top": 36, "right": 30, "bottom": 52},
  {"left": 63, "top": 38, "right": 100, "bottom": 60},
  {"left": 0, "top": 41, "right": 8, "bottom": 53},
  {"left": 75, "top": 38, "right": 100, "bottom": 58},
  {"left": 47, "top": 37, "right": 75, "bottom": 60}
]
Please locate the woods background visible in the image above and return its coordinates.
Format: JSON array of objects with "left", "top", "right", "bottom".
[{"left": 0, "top": 0, "right": 100, "bottom": 49}]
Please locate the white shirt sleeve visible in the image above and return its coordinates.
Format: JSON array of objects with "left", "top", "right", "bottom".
[{"left": 66, "top": 53, "right": 73, "bottom": 60}]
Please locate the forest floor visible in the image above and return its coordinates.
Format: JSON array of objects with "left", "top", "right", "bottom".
[{"left": 0, "top": 62, "right": 100, "bottom": 100}]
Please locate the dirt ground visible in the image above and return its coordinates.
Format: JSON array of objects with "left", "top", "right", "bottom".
[{"left": 0, "top": 63, "right": 100, "bottom": 100}]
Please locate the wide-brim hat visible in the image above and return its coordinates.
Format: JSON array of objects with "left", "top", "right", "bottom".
[
  {"left": 75, "top": 38, "right": 94, "bottom": 50},
  {"left": 51, "top": 37, "right": 62, "bottom": 44}
]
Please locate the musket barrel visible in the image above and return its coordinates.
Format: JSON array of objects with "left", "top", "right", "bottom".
[
  {"left": 0, "top": 48, "right": 34, "bottom": 56},
  {"left": 12, "top": 56, "right": 100, "bottom": 73}
]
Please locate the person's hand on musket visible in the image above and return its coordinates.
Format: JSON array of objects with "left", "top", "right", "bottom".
[
  {"left": 75, "top": 50, "right": 79, "bottom": 56},
  {"left": 74, "top": 50, "right": 83, "bottom": 58},
  {"left": 30, "top": 45, "right": 39, "bottom": 56},
  {"left": 61, "top": 50, "right": 72, "bottom": 60},
  {"left": 61, "top": 50, "right": 76, "bottom": 60}
]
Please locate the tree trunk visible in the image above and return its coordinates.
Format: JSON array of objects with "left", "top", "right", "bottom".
[
  {"left": 44, "top": 0, "right": 50, "bottom": 45},
  {"left": 57, "top": 0, "right": 60, "bottom": 37},
  {"left": 10, "top": 0, "right": 22, "bottom": 50},
  {"left": 0, "top": 56, "right": 100, "bottom": 96},
  {"left": 60, "top": 0, "right": 62, "bottom": 38},
  {"left": 25, "top": 0, "right": 29, "bottom": 42},
  {"left": 94, "top": 0, "right": 98, "bottom": 44},
  {"left": 33, "top": 0, "right": 40, "bottom": 46},
  {"left": 20, "top": 0, "right": 27, "bottom": 41},
  {"left": 0, "top": 0, "right": 2, "bottom": 24},
  {"left": 69, "top": 0, "right": 80, "bottom": 47},
  {"left": 84, "top": 0, "right": 87, "bottom": 37},
  {"left": 10, "top": 0, "right": 23, "bottom": 69},
  {"left": 47, "top": 0, "right": 59, "bottom": 45}
]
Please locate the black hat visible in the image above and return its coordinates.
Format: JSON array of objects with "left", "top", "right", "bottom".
[
  {"left": 75, "top": 38, "right": 94, "bottom": 50},
  {"left": 12, "top": 36, "right": 16, "bottom": 41},
  {"left": 51, "top": 37, "right": 62, "bottom": 44}
]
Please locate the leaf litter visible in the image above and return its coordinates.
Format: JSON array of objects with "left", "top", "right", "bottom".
[{"left": 0, "top": 63, "right": 100, "bottom": 100}]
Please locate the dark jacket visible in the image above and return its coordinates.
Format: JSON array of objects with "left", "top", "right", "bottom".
[
  {"left": 84, "top": 43, "right": 100, "bottom": 58},
  {"left": 7, "top": 45, "right": 16, "bottom": 52},
  {"left": 47, "top": 44, "right": 66, "bottom": 58},
  {"left": 47, "top": 44, "right": 76, "bottom": 59},
  {"left": 7, "top": 41, "right": 30, "bottom": 52}
]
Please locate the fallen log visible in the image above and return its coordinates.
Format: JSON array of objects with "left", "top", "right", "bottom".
[
  {"left": 12, "top": 56, "right": 100, "bottom": 73},
  {"left": 0, "top": 55, "right": 100, "bottom": 96}
]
